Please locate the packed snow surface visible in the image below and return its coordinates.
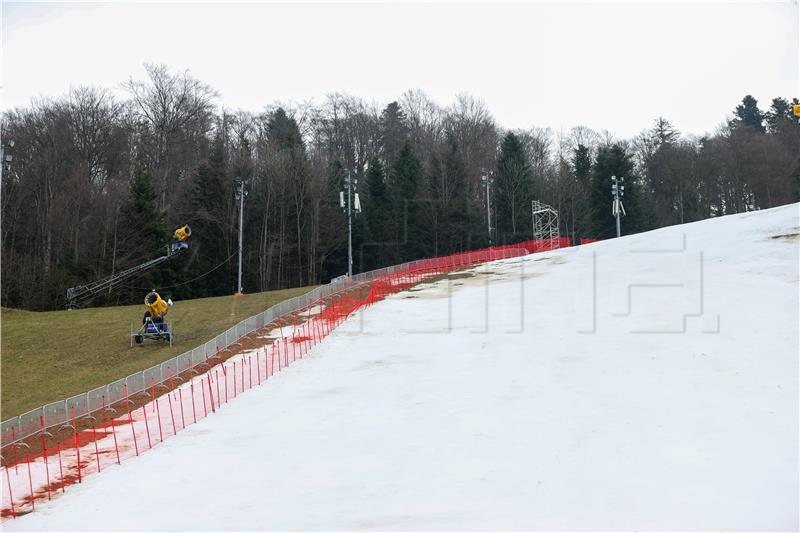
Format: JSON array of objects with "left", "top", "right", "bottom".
[{"left": 7, "top": 204, "right": 799, "bottom": 531}]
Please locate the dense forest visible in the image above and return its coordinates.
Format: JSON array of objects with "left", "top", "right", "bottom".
[{"left": 2, "top": 64, "right": 798, "bottom": 310}]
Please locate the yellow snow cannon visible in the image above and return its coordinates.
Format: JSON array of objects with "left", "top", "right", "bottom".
[
  {"left": 132, "top": 291, "right": 174, "bottom": 346},
  {"left": 174, "top": 225, "right": 191, "bottom": 242},
  {"left": 144, "top": 290, "right": 171, "bottom": 320},
  {"left": 171, "top": 225, "right": 192, "bottom": 254}
]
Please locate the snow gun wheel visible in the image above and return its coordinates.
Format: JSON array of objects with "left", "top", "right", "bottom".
[{"left": 134, "top": 334, "right": 144, "bottom": 344}]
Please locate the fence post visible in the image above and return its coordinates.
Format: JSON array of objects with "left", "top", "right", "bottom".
[
  {"left": 206, "top": 375, "right": 216, "bottom": 414},
  {"left": 200, "top": 377, "right": 208, "bottom": 418},
  {"left": 167, "top": 393, "right": 178, "bottom": 436},
  {"left": 178, "top": 388, "right": 186, "bottom": 431},
  {"left": 71, "top": 406, "right": 81, "bottom": 483},
  {"left": 25, "top": 453, "right": 34, "bottom": 510},
  {"left": 140, "top": 406, "right": 152, "bottom": 450},
  {"left": 56, "top": 441, "right": 65, "bottom": 492},
  {"left": 215, "top": 370, "right": 222, "bottom": 409},
  {"left": 92, "top": 422, "right": 101, "bottom": 470},
  {"left": 124, "top": 385, "right": 138, "bottom": 457},
  {"left": 38, "top": 416, "right": 51, "bottom": 500},
  {"left": 152, "top": 387, "right": 163, "bottom": 445},
  {"left": 11, "top": 427, "right": 17, "bottom": 473},
  {"left": 190, "top": 378, "right": 197, "bottom": 424},
  {"left": 5, "top": 465, "right": 15, "bottom": 518}
]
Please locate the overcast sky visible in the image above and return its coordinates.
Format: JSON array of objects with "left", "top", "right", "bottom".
[{"left": 2, "top": 1, "right": 798, "bottom": 138}]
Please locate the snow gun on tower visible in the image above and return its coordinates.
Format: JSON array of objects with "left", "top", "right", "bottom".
[{"left": 65, "top": 225, "right": 192, "bottom": 309}]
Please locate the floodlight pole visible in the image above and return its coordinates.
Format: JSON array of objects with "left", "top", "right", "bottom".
[
  {"left": 482, "top": 173, "right": 493, "bottom": 245},
  {"left": 338, "top": 169, "right": 361, "bottom": 277},
  {"left": 234, "top": 177, "right": 247, "bottom": 295},
  {"left": 611, "top": 175, "right": 625, "bottom": 238},
  {"left": 346, "top": 171, "right": 354, "bottom": 277}
]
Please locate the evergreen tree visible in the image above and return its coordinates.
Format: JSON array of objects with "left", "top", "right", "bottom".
[
  {"left": 392, "top": 142, "right": 424, "bottom": 258},
  {"left": 427, "top": 134, "right": 473, "bottom": 255},
  {"left": 765, "top": 97, "right": 800, "bottom": 138},
  {"left": 363, "top": 158, "right": 394, "bottom": 269},
  {"left": 589, "top": 144, "right": 652, "bottom": 238},
  {"left": 793, "top": 156, "right": 800, "bottom": 201},
  {"left": 734, "top": 95, "right": 765, "bottom": 133},
  {"left": 267, "top": 108, "right": 314, "bottom": 286},
  {"left": 569, "top": 145, "right": 593, "bottom": 242},
  {"left": 572, "top": 144, "right": 592, "bottom": 182},
  {"left": 651, "top": 117, "right": 680, "bottom": 146},
  {"left": 318, "top": 161, "right": 348, "bottom": 279},
  {"left": 180, "top": 141, "right": 230, "bottom": 298},
  {"left": 380, "top": 102, "right": 409, "bottom": 171},
  {"left": 495, "top": 132, "right": 532, "bottom": 240},
  {"left": 115, "top": 167, "right": 169, "bottom": 302},
  {"left": 268, "top": 107, "right": 304, "bottom": 150},
  {"left": 442, "top": 135, "right": 471, "bottom": 252}
]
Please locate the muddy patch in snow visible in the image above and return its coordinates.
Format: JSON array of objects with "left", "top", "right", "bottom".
[
  {"left": 770, "top": 232, "right": 799, "bottom": 241},
  {"left": 393, "top": 259, "right": 551, "bottom": 301}
]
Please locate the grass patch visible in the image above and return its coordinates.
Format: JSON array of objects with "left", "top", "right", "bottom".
[{"left": 1, "top": 286, "right": 314, "bottom": 418}]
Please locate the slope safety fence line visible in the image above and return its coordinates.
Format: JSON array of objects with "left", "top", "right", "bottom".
[
  {"left": 0, "top": 238, "right": 569, "bottom": 453},
  {"left": 1, "top": 241, "right": 565, "bottom": 520}
]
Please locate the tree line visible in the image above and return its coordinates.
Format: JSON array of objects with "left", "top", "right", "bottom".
[{"left": 2, "top": 64, "right": 798, "bottom": 310}]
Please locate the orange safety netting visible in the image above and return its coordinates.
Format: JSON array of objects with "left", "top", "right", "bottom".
[{"left": 2, "top": 236, "right": 582, "bottom": 521}]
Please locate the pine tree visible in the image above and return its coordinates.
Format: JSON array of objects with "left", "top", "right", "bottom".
[
  {"left": 572, "top": 144, "right": 592, "bottom": 182},
  {"left": 363, "top": 158, "right": 394, "bottom": 269},
  {"left": 495, "top": 132, "right": 532, "bottom": 240},
  {"left": 180, "top": 141, "right": 230, "bottom": 298},
  {"left": 115, "top": 167, "right": 169, "bottom": 302},
  {"left": 792, "top": 155, "right": 800, "bottom": 202},
  {"left": 651, "top": 117, "right": 680, "bottom": 146},
  {"left": 392, "top": 142, "right": 424, "bottom": 259},
  {"left": 427, "top": 134, "right": 472, "bottom": 255},
  {"left": 318, "top": 161, "right": 348, "bottom": 279},
  {"left": 570, "top": 144, "right": 593, "bottom": 242},
  {"left": 589, "top": 144, "right": 652, "bottom": 238},
  {"left": 266, "top": 108, "right": 313, "bottom": 286},
  {"left": 734, "top": 95, "right": 765, "bottom": 133},
  {"left": 268, "top": 107, "right": 304, "bottom": 150},
  {"left": 442, "top": 136, "right": 471, "bottom": 252},
  {"left": 764, "top": 97, "right": 800, "bottom": 136},
  {"left": 380, "top": 102, "right": 409, "bottom": 171}
]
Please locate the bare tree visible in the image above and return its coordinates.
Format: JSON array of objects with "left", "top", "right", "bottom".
[{"left": 123, "top": 64, "right": 218, "bottom": 208}]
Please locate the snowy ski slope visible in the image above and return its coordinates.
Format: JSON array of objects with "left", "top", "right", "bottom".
[{"left": 6, "top": 203, "right": 798, "bottom": 531}]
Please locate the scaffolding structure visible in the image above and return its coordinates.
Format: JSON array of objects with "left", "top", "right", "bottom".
[{"left": 531, "top": 200, "right": 560, "bottom": 250}]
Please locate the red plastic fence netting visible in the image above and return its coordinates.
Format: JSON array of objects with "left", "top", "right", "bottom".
[{"left": 1, "top": 240, "right": 575, "bottom": 520}]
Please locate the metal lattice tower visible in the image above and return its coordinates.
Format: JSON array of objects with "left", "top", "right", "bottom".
[{"left": 531, "top": 200, "right": 559, "bottom": 250}]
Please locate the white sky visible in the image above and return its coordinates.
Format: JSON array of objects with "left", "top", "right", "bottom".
[{"left": 2, "top": 1, "right": 798, "bottom": 138}]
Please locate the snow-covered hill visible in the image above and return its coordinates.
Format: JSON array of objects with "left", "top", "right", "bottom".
[{"left": 7, "top": 204, "right": 799, "bottom": 531}]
